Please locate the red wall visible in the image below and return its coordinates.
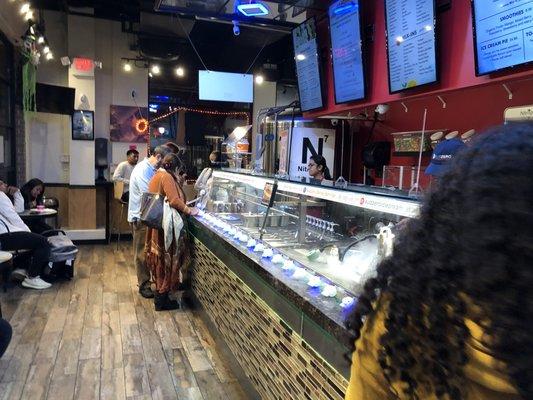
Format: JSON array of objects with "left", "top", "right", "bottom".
[{"left": 306, "top": 1, "right": 533, "bottom": 188}]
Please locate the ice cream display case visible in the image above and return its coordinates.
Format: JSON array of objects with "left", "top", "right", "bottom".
[{"left": 188, "top": 169, "right": 421, "bottom": 397}]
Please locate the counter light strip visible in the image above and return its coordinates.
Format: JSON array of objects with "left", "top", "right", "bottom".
[{"left": 212, "top": 171, "right": 421, "bottom": 218}]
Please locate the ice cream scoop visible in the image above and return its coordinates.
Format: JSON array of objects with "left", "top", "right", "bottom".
[
  {"left": 340, "top": 296, "right": 355, "bottom": 308},
  {"left": 307, "top": 276, "right": 321, "bottom": 288},
  {"left": 282, "top": 260, "right": 295, "bottom": 271},
  {"left": 272, "top": 254, "right": 285, "bottom": 264},
  {"left": 261, "top": 248, "right": 273, "bottom": 258},
  {"left": 321, "top": 285, "right": 337, "bottom": 297}
]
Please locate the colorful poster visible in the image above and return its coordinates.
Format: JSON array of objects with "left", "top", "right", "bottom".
[{"left": 110, "top": 105, "right": 149, "bottom": 143}]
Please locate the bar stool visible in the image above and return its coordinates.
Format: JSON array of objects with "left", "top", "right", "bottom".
[{"left": 109, "top": 181, "right": 128, "bottom": 250}]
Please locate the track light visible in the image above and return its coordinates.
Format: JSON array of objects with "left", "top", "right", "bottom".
[
  {"left": 123, "top": 62, "right": 132, "bottom": 72},
  {"left": 43, "top": 46, "right": 50, "bottom": 54},
  {"left": 149, "top": 72, "right": 153, "bottom": 78},
  {"left": 20, "top": 3, "right": 30, "bottom": 14},
  {"left": 37, "top": 35, "right": 45, "bottom": 44},
  {"left": 175, "top": 67, "right": 184, "bottom": 77},
  {"left": 151, "top": 65, "right": 160, "bottom": 75},
  {"left": 255, "top": 75, "right": 264, "bottom": 85},
  {"left": 46, "top": 52, "right": 53, "bottom": 61},
  {"left": 25, "top": 11, "right": 34, "bottom": 21}
]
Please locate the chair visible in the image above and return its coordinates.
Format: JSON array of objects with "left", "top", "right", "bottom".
[
  {"left": 109, "top": 181, "right": 128, "bottom": 249},
  {"left": 0, "top": 251, "right": 13, "bottom": 293}
]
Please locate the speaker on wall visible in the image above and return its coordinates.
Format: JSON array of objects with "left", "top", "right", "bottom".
[{"left": 95, "top": 138, "right": 108, "bottom": 182}]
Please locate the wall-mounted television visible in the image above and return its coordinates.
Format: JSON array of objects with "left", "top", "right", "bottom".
[
  {"left": 384, "top": 0, "right": 438, "bottom": 93},
  {"left": 329, "top": 0, "right": 366, "bottom": 104},
  {"left": 472, "top": 0, "right": 533, "bottom": 76},
  {"left": 292, "top": 18, "right": 325, "bottom": 112},
  {"left": 198, "top": 70, "right": 253, "bottom": 103}
]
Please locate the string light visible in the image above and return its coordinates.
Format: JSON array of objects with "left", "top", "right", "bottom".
[{"left": 149, "top": 106, "right": 250, "bottom": 125}]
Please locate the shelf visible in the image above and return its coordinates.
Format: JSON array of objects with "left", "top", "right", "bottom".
[{"left": 393, "top": 151, "right": 432, "bottom": 157}]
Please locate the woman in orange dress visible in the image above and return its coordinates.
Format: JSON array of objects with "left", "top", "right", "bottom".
[{"left": 145, "top": 153, "right": 198, "bottom": 311}]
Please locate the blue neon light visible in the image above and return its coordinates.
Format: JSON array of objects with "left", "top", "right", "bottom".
[
  {"left": 237, "top": 2, "right": 269, "bottom": 17},
  {"left": 333, "top": 1, "right": 357, "bottom": 15}
]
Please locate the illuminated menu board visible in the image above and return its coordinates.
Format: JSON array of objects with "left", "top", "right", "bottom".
[
  {"left": 472, "top": 0, "right": 533, "bottom": 75},
  {"left": 329, "top": 0, "right": 366, "bottom": 103},
  {"left": 385, "top": 0, "right": 438, "bottom": 93},
  {"left": 292, "top": 18, "right": 324, "bottom": 112}
]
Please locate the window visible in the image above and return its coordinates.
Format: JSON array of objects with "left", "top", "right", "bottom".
[{"left": 0, "top": 30, "right": 16, "bottom": 184}]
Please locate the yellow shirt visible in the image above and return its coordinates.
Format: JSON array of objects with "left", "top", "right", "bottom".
[{"left": 345, "top": 300, "right": 520, "bottom": 400}]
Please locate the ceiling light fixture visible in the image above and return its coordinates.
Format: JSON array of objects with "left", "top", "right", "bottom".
[
  {"left": 124, "top": 62, "right": 132, "bottom": 72},
  {"left": 151, "top": 65, "right": 160, "bottom": 75},
  {"left": 296, "top": 54, "right": 306, "bottom": 61},
  {"left": 46, "top": 52, "right": 53, "bottom": 61},
  {"left": 20, "top": 3, "right": 30, "bottom": 14},
  {"left": 149, "top": 72, "right": 153, "bottom": 78},
  {"left": 37, "top": 35, "right": 45, "bottom": 44},
  {"left": 43, "top": 46, "right": 50, "bottom": 54},
  {"left": 175, "top": 67, "right": 184, "bottom": 77},
  {"left": 237, "top": 2, "right": 269, "bottom": 17},
  {"left": 255, "top": 75, "right": 264, "bottom": 85},
  {"left": 25, "top": 11, "right": 34, "bottom": 21}
]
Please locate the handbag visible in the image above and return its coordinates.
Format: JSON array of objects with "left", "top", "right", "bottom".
[{"left": 140, "top": 180, "right": 165, "bottom": 229}]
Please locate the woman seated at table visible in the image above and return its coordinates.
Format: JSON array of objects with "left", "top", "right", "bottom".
[
  {"left": 0, "top": 187, "right": 51, "bottom": 290},
  {"left": 145, "top": 153, "right": 199, "bottom": 311},
  {"left": 20, "top": 178, "right": 52, "bottom": 234}
]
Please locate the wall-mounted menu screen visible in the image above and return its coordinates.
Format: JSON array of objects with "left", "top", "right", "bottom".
[
  {"left": 292, "top": 18, "right": 324, "bottom": 112},
  {"left": 329, "top": 0, "right": 366, "bottom": 103},
  {"left": 384, "top": 0, "right": 438, "bottom": 93},
  {"left": 472, "top": 0, "right": 533, "bottom": 76}
]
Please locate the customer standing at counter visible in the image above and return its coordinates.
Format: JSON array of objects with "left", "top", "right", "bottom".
[
  {"left": 345, "top": 124, "right": 532, "bottom": 399},
  {"left": 113, "top": 149, "right": 139, "bottom": 202},
  {"left": 145, "top": 154, "right": 198, "bottom": 311},
  {"left": 308, "top": 155, "right": 332, "bottom": 182},
  {"left": 128, "top": 145, "right": 172, "bottom": 299}
]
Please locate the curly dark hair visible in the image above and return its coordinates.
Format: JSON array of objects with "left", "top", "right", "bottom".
[{"left": 346, "top": 122, "right": 533, "bottom": 399}]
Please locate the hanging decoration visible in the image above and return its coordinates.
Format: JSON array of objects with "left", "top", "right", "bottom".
[
  {"left": 22, "top": 62, "right": 37, "bottom": 112},
  {"left": 150, "top": 106, "right": 250, "bottom": 125},
  {"left": 135, "top": 118, "right": 149, "bottom": 135}
]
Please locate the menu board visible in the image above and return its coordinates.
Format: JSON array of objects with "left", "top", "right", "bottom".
[
  {"left": 292, "top": 18, "right": 324, "bottom": 112},
  {"left": 385, "top": 0, "right": 438, "bottom": 93},
  {"left": 472, "top": 0, "right": 533, "bottom": 75},
  {"left": 329, "top": 0, "right": 366, "bottom": 103}
]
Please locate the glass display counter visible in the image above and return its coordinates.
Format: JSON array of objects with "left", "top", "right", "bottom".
[
  {"left": 188, "top": 170, "right": 421, "bottom": 396},
  {"left": 197, "top": 170, "right": 420, "bottom": 304}
]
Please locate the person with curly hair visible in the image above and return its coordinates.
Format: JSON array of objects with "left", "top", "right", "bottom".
[{"left": 345, "top": 123, "right": 532, "bottom": 400}]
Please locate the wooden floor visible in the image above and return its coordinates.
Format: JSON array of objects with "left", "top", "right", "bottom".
[{"left": 0, "top": 244, "right": 250, "bottom": 400}]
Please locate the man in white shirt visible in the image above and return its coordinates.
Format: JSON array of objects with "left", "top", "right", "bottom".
[
  {"left": 112, "top": 149, "right": 139, "bottom": 202},
  {"left": 128, "top": 145, "right": 172, "bottom": 298},
  {"left": 0, "top": 183, "right": 51, "bottom": 290}
]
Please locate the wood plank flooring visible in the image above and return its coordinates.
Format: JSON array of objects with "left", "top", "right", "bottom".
[{"left": 0, "top": 244, "right": 250, "bottom": 400}]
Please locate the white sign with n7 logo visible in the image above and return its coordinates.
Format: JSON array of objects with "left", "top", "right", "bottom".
[{"left": 289, "top": 127, "right": 336, "bottom": 179}]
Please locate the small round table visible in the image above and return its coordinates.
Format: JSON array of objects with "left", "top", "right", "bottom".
[{"left": 18, "top": 208, "right": 58, "bottom": 228}]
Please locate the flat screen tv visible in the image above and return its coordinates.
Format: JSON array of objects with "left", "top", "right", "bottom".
[
  {"left": 198, "top": 70, "right": 253, "bottom": 103},
  {"left": 292, "top": 18, "right": 324, "bottom": 112},
  {"left": 384, "top": 0, "right": 438, "bottom": 93},
  {"left": 329, "top": 0, "right": 366, "bottom": 103},
  {"left": 36, "top": 83, "right": 75, "bottom": 115},
  {"left": 471, "top": 0, "right": 533, "bottom": 76}
]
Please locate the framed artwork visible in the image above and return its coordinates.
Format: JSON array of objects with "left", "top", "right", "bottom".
[
  {"left": 110, "top": 105, "right": 149, "bottom": 143},
  {"left": 72, "top": 110, "right": 94, "bottom": 140}
]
